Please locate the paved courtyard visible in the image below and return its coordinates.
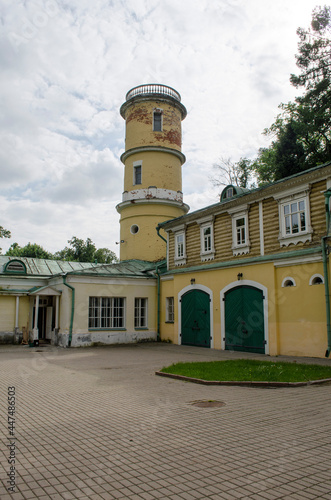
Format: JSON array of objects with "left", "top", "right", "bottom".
[{"left": 0, "top": 342, "right": 331, "bottom": 500}]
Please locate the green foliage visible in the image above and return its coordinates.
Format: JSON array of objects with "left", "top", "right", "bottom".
[
  {"left": 211, "top": 157, "right": 254, "bottom": 189},
  {"left": 0, "top": 225, "right": 11, "bottom": 254},
  {"left": 6, "top": 242, "right": 53, "bottom": 259},
  {"left": 160, "top": 359, "right": 331, "bottom": 382},
  {"left": 252, "top": 6, "right": 331, "bottom": 185},
  {"left": 54, "top": 237, "right": 118, "bottom": 263}
]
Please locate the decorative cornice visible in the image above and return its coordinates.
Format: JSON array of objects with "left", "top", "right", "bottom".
[
  {"left": 120, "top": 145, "right": 186, "bottom": 165},
  {"left": 116, "top": 198, "right": 190, "bottom": 214}
]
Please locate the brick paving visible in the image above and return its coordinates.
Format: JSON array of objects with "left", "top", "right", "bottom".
[{"left": 0, "top": 343, "right": 331, "bottom": 500}]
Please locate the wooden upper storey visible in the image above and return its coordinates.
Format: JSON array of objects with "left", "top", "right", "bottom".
[{"left": 160, "top": 162, "right": 331, "bottom": 271}]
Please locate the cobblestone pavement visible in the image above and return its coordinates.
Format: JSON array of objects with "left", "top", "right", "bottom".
[{"left": 0, "top": 343, "right": 331, "bottom": 500}]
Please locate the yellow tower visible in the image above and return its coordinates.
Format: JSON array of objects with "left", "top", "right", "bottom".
[{"left": 117, "top": 84, "right": 189, "bottom": 261}]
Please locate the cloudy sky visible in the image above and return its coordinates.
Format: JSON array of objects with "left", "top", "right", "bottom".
[{"left": 0, "top": 0, "right": 321, "bottom": 257}]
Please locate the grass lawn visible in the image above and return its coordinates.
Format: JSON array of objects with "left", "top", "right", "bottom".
[{"left": 160, "top": 359, "right": 331, "bottom": 383}]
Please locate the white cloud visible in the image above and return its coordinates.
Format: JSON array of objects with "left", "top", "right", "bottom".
[{"left": 0, "top": 0, "right": 320, "bottom": 256}]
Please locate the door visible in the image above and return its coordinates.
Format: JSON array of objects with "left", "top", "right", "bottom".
[
  {"left": 181, "top": 289, "right": 210, "bottom": 347},
  {"left": 224, "top": 285, "right": 265, "bottom": 353}
]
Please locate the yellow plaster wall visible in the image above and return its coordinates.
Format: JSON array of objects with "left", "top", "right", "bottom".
[
  {"left": 119, "top": 203, "right": 186, "bottom": 262},
  {"left": 0, "top": 296, "right": 15, "bottom": 330},
  {"left": 160, "top": 260, "right": 328, "bottom": 357},
  {"left": 18, "top": 297, "right": 30, "bottom": 331},
  {"left": 124, "top": 100, "right": 183, "bottom": 152},
  {"left": 123, "top": 151, "right": 183, "bottom": 192},
  {"left": 275, "top": 263, "right": 327, "bottom": 357}
]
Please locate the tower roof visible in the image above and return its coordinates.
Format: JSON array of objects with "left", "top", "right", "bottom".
[{"left": 120, "top": 83, "right": 187, "bottom": 120}]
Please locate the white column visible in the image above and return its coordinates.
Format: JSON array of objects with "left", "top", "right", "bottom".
[
  {"left": 55, "top": 295, "right": 59, "bottom": 330},
  {"left": 15, "top": 296, "right": 20, "bottom": 329},
  {"left": 33, "top": 295, "right": 40, "bottom": 340}
]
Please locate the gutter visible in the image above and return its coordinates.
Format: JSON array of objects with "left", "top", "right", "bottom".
[
  {"left": 155, "top": 226, "right": 168, "bottom": 341},
  {"left": 62, "top": 274, "right": 75, "bottom": 347},
  {"left": 323, "top": 189, "right": 331, "bottom": 357}
]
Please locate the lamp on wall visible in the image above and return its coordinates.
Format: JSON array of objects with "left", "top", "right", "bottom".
[
  {"left": 190, "top": 278, "right": 196, "bottom": 285},
  {"left": 237, "top": 273, "right": 243, "bottom": 280}
]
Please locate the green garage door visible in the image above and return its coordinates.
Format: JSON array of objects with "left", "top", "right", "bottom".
[
  {"left": 224, "top": 285, "right": 265, "bottom": 353},
  {"left": 181, "top": 290, "right": 210, "bottom": 347}
]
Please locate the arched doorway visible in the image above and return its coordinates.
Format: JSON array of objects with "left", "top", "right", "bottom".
[
  {"left": 180, "top": 289, "right": 211, "bottom": 347},
  {"left": 223, "top": 284, "right": 266, "bottom": 353}
]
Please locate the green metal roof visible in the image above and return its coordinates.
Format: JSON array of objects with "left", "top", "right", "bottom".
[
  {"left": 67, "top": 260, "right": 159, "bottom": 278},
  {"left": 0, "top": 256, "right": 103, "bottom": 277}
]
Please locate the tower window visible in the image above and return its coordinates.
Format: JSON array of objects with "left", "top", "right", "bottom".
[
  {"left": 130, "top": 224, "right": 139, "bottom": 234},
  {"left": 134, "top": 164, "right": 142, "bottom": 185},
  {"left": 153, "top": 109, "right": 163, "bottom": 131}
]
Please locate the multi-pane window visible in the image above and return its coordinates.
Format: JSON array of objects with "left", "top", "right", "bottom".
[
  {"left": 203, "top": 226, "right": 212, "bottom": 252},
  {"left": 134, "top": 298, "right": 148, "bottom": 328},
  {"left": 89, "top": 297, "right": 125, "bottom": 329},
  {"left": 134, "top": 165, "right": 142, "bottom": 185},
  {"left": 166, "top": 297, "right": 174, "bottom": 322},
  {"left": 236, "top": 217, "right": 246, "bottom": 245},
  {"left": 153, "top": 110, "right": 162, "bottom": 131},
  {"left": 176, "top": 233, "right": 185, "bottom": 258},
  {"left": 284, "top": 200, "right": 306, "bottom": 234}
]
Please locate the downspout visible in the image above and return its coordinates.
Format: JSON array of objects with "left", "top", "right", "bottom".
[
  {"left": 155, "top": 225, "right": 168, "bottom": 341},
  {"left": 322, "top": 189, "right": 331, "bottom": 357},
  {"left": 62, "top": 274, "right": 75, "bottom": 347}
]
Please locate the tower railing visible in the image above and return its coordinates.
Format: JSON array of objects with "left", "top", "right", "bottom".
[{"left": 125, "top": 84, "right": 181, "bottom": 102}]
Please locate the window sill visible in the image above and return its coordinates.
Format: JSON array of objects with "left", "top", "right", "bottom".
[
  {"left": 165, "top": 321, "right": 174, "bottom": 324},
  {"left": 201, "top": 251, "right": 215, "bottom": 262},
  {"left": 134, "top": 327, "right": 148, "bottom": 331},
  {"left": 232, "top": 244, "right": 250, "bottom": 256},
  {"left": 279, "top": 232, "right": 312, "bottom": 247},
  {"left": 88, "top": 328, "right": 127, "bottom": 331},
  {"left": 174, "top": 257, "right": 186, "bottom": 266}
]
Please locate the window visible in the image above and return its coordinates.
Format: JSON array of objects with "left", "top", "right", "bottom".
[
  {"left": 176, "top": 233, "right": 184, "bottom": 258},
  {"left": 153, "top": 109, "right": 163, "bottom": 131},
  {"left": 309, "top": 274, "right": 324, "bottom": 285},
  {"left": 282, "top": 277, "right": 296, "bottom": 288},
  {"left": 198, "top": 217, "right": 215, "bottom": 261},
  {"left": 228, "top": 207, "right": 250, "bottom": 256},
  {"left": 235, "top": 217, "right": 246, "bottom": 245},
  {"left": 134, "top": 164, "right": 142, "bottom": 185},
  {"left": 172, "top": 225, "right": 186, "bottom": 265},
  {"left": 4, "top": 260, "right": 26, "bottom": 274},
  {"left": 135, "top": 298, "right": 148, "bottom": 328},
  {"left": 130, "top": 224, "right": 139, "bottom": 234},
  {"left": 89, "top": 297, "right": 125, "bottom": 329},
  {"left": 275, "top": 187, "right": 312, "bottom": 247},
  {"left": 225, "top": 187, "right": 233, "bottom": 199},
  {"left": 166, "top": 297, "right": 174, "bottom": 322},
  {"left": 283, "top": 200, "right": 306, "bottom": 235}
]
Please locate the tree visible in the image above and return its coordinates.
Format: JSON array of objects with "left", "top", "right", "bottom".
[
  {"left": 54, "top": 237, "right": 118, "bottom": 264},
  {"left": 0, "top": 225, "right": 11, "bottom": 254},
  {"left": 6, "top": 242, "right": 54, "bottom": 260},
  {"left": 211, "top": 157, "right": 254, "bottom": 190},
  {"left": 253, "top": 6, "right": 331, "bottom": 184}
]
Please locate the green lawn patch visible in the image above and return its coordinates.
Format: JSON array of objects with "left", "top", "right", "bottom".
[{"left": 160, "top": 359, "right": 331, "bottom": 383}]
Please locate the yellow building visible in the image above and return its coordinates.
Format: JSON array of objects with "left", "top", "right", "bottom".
[{"left": 0, "top": 83, "right": 330, "bottom": 358}]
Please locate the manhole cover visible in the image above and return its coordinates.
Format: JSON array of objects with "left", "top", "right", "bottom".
[{"left": 190, "top": 400, "right": 226, "bottom": 408}]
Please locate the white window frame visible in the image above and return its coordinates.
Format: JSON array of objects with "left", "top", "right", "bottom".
[
  {"left": 172, "top": 224, "right": 187, "bottom": 266},
  {"left": 228, "top": 206, "right": 250, "bottom": 256},
  {"left": 274, "top": 186, "right": 312, "bottom": 247},
  {"left": 197, "top": 216, "right": 215, "bottom": 261},
  {"left": 134, "top": 298, "right": 148, "bottom": 329},
  {"left": 133, "top": 161, "right": 142, "bottom": 185},
  {"left": 153, "top": 108, "right": 163, "bottom": 132},
  {"left": 166, "top": 297, "right": 174, "bottom": 322},
  {"left": 88, "top": 297, "right": 126, "bottom": 329}
]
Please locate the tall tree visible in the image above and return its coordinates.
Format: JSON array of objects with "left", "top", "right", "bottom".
[{"left": 253, "top": 6, "right": 331, "bottom": 184}]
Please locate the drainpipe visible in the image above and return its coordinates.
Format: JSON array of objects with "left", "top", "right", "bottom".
[
  {"left": 62, "top": 274, "right": 75, "bottom": 347},
  {"left": 323, "top": 189, "right": 331, "bottom": 357},
  {"left": 155, "top": 225, "right": 167, "bottom": 342}
]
